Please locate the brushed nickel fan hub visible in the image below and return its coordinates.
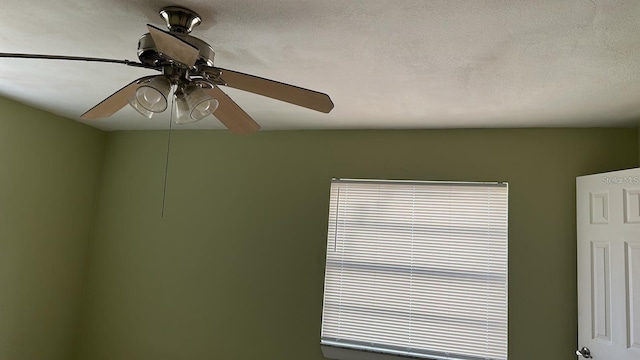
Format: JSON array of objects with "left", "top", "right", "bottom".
[
  {"left": 160, "top": 6, "right": 201, "bottom": 34},
  {"left": 137, "top": 33, "right": 215, "bottom": 68},
  {"left": 136, "top": 7, "right": 213, "bottom": 68}
]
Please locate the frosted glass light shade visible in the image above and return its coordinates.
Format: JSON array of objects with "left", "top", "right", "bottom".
[
  {"left": 185, "top": 85, "right": 218, "bottom": 121},
  {"left": 128, "top": 96, "right": 153, "bottom": 118},
  {"left": 135, "top": 76, "right": 171, "bottom": 113}
]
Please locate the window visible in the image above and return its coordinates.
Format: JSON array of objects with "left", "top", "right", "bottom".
[{"left": 321, "top": 179, "right": 508, "bottom": 360}]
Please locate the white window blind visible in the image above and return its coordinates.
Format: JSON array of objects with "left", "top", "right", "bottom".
[{"left": 321, "top": 179, "right": 508, "bottom": 360}]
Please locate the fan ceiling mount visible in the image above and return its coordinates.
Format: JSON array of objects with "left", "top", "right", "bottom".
[
  {"left": 159, "top": 6, "right": 202, "bottom": 34},
  {"left": 0, "top": 6, "right": 334, "bottom": 134}
]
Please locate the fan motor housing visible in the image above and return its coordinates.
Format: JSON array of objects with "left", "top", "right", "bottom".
[{"left": 137, "top": 32, "right": 215, "bottom": 67}]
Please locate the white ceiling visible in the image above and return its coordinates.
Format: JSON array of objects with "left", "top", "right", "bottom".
[{"left": 1, "top": 0, "right": 640, "bottom": 131}]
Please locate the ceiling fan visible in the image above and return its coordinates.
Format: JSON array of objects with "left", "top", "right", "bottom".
[{"left": 0, "top": 6, "right": 334, "bottom": 134}]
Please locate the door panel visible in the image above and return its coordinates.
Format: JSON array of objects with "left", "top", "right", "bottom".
[
  {"left": 625, "top": 242, "right": 640, "bottom": 349},
  {"left": 577, "top": 168, "right": 640, "bottom": 360},
  {"left": 591, "top": 241, "right": 611, "bottom": 342}
]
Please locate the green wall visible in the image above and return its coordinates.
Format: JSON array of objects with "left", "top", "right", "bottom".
[
  {"left": 74, "top": 129, "right": 637, "bottom": 360},
  {"left": 0, "top": 97, "right": 105, "bottom": 360},
  {"left": 1, "top": 96, "right": 638, "bottom": 360}
]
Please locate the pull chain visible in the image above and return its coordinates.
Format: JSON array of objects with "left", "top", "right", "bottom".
[{"left": 161, "top": 96, "right": 174, "bottom": 218}]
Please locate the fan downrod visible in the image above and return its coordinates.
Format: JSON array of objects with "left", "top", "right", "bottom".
[{"left": 159, "top": 6, "right": 202, "bottom": 34}]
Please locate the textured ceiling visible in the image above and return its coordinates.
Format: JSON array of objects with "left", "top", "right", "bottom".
[{"left": 1, "top": 0, "right": 640, "bottom": 131}]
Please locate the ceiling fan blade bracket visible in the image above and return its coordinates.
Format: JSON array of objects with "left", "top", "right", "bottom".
[
  {"left": 189, "top": 79, "right": 214, "bottom": 89},
  {"left": 199, "top": 68, "right": 226, "bottom": 86}
]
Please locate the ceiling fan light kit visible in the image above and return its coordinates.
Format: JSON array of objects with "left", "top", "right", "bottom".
[{"left": 0, "top": 6, "right": 334, "bottom": 134}]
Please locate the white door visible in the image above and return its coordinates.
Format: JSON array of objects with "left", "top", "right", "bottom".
[{"left": 577, "top": 168, "right": 640, "bottom": 360}]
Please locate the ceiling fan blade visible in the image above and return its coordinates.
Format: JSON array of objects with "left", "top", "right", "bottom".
[
  {"left": 203, "top": 86, "right": 261, "bottom": 135},
  {"left": 0, "top": 52, "right": 157, "bottom": 69},
  {"left": 81, "top": 76, "right": 156, "bottom": 120},
  {"left": 216, "top": 68, "right": 334, "bottom": 113},
  {"left": 146, "top": 24, "right": 199, "bottom": 67}
]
